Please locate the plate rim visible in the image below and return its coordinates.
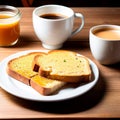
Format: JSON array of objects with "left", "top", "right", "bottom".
[{"left": 0, "top": 50, "right": 99, "bottom": 102}]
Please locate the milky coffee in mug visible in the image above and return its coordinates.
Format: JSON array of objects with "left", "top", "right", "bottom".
[
  {"left": 89, "top": 24, "right": 120, "bottom": 65},
  {"left": 93, "top": 27, "right": 120, "bottom": 40}
]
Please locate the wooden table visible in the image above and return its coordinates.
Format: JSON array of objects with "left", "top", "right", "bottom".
[{"left": 0, "top": 7, "right": 120, "bottom": 119}]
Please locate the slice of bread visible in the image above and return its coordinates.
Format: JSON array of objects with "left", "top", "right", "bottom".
[
  {"left": 7, "top": 52, "right": 43, "bottom": 85},
  {"left": 33, "top": 50, "right": 91, "bottom": 83},
  {"left": 6, "top": 52, "right": 66, "bottom": 95},
  {"left": 30, "top": 75, "right": 65, "bottom": 95}
]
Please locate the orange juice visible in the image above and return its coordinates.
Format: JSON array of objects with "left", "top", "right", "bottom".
[
  {"left": 0, "top": 5, "right": 21, "bottom": 47},
  {"left": 0, "top": 14, "right": 20, "bottom": 46}
]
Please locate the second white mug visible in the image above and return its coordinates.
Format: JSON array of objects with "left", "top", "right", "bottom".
[
  {"left": 89, "top": 24, "right": 120, "bottom": 65},
  {"left": 33, "top": 4, "right": 84, "bottom": 49}
]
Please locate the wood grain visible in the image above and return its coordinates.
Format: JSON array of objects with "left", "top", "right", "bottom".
[{"left": 0, "top": 7, "right": 120, "bottom": 119}]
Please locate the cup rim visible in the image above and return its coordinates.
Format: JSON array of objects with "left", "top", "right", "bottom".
[
  {"left": 90, "top": 24, "right": 120, "bottom": 41},
  {"left": 33, "top": 4, "right": 74, "bottom": 21}
]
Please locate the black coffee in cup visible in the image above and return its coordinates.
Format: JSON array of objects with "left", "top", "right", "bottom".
[{"left": 40, "top": 13, "right": 67, "bottom": 19}]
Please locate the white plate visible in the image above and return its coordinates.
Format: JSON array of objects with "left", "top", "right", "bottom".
[{"left": 0, "top": 50, "right": 99, "bottom": 102}]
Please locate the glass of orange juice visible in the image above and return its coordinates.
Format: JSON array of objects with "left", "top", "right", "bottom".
[{"left": 0, "top": 5, "right": 21, "bottom": 47}]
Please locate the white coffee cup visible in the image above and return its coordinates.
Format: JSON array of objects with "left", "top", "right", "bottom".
[
  {"left": 89, "top": 24, "right": 120, "bottom": 65},
  {"left": 33, "top": 4, "right": 84, "bottom": 49}
]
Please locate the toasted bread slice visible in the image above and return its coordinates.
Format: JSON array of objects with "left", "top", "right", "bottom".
[
  {"left": 30, "top": 75, "right": 65, "bottom": 95},
  {"left": 7, "top": 52, "right": 43, "bottom": 85},
  {"left": 33, "top": 50, "right": 91, "bottom": 83},
  {"left": 6, "top": 52, "right": 66, "bottom": 95}
]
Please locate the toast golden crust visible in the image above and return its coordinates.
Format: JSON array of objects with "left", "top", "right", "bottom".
[
  {"left": 33, "top": 50, "right": 91, "bottom": 83},
  {"left": 32, "top": 54, "right": 46, "bottom": 72}
]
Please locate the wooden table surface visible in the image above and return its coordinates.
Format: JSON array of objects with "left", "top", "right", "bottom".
[{"left": 0, "top": 7, "right": 120, "bottom": 119}]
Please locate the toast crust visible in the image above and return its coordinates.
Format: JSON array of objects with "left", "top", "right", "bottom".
[{"left": 7, "top": 65, "right": 31, "bottom": 85}]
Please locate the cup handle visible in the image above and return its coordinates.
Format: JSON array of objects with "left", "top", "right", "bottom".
[{"left": 71, "top": 13, "right": 84, "bottom": 36}]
